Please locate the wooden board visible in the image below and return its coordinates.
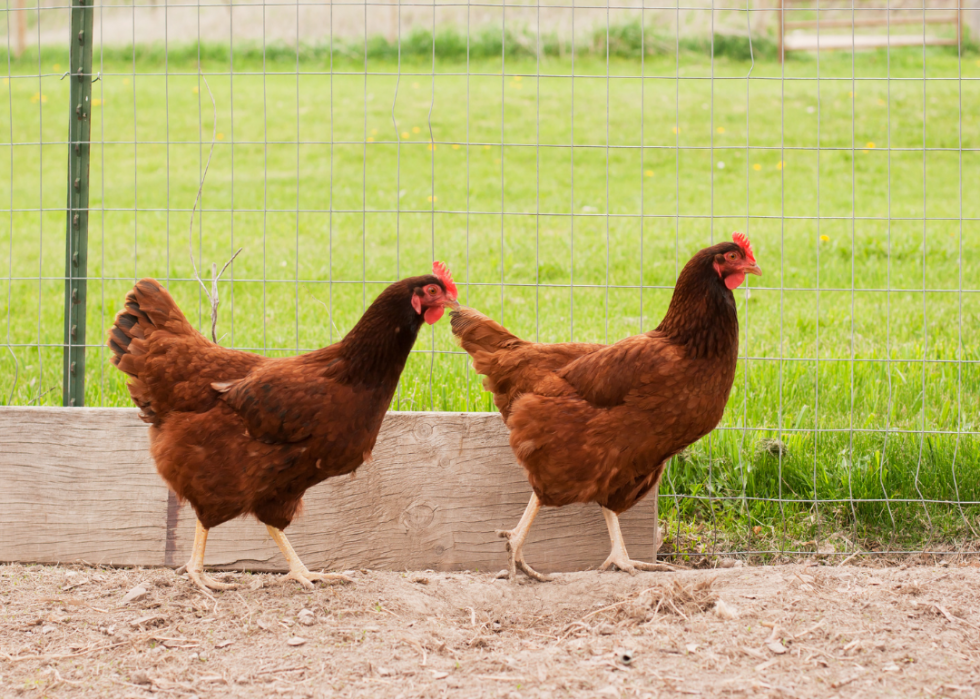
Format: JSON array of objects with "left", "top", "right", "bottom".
[
  {"left": 784, "top": 33, "right": 957, "bottom": 51},
  {"left": 0, "top": 407, "right": 658, "bottom": 574}
]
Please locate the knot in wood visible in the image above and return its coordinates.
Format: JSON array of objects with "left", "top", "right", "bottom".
[
  {"left": 399, "top": 503, "right": 435, "bottom": 534},
  {"left": 413, "top": 422, "right": 434, "bottom": 442}
]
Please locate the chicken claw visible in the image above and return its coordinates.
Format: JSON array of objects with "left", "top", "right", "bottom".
[
  {"left": 599, "top": 551, "right": 677, "bottom": 575},
  {"left": 496, "top": 494, "right": 552, "bottom": 583},
  {"left": 266, "top": 525, "right": 353, "bottom": 590},
  {"left": 600, "top": 507, "right": 678, "bottom": 575},
  {"left": 280, "top": 569, "right": 353, "bottom": 590},
  {"left": 497, "top": 528, "right": 552, "bottom": 582},
  {"left": 183, "top": 520, "right": 240, "bottom": 592},
  {"left": 188, "top": 568, "right": 240, "bottom": 592}
]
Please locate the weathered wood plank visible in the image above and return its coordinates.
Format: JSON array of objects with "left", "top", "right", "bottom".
[
  {"left": 0, "top": 407, "right": 168, "bottom": 566},
  {"left": 0, "top": 407, "right": 657, "bottom": 573},
  {"left": 784, "top": 33, "right": 957, "bottom": 51}
]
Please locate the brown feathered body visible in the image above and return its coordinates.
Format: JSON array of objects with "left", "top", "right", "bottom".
[
  {"left": 109, "top": 275, "right": 443, "bottom": 531},
  {"left": 451, "top": 242, "right": 745, "bottom": 514}
]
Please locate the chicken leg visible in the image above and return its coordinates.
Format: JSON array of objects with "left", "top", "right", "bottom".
[
  {"left": 183, "top": 519, "right": 239, "bottom": 592},
  {"left": 600, "top": 507, "right": 677, "bottom": 574},
  {"left": 496, "top": 493, "right": 552, "bottom": 582},
  {"left": 266, "top": 526, "right": 353, "bottom": 590}
]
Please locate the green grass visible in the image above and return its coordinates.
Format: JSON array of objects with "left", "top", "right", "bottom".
[{"left": 3, "top": 40, "right": 980, "bottom": 555}]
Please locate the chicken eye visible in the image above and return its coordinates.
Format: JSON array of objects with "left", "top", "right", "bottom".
[
  {"left": 427, "top": 286, "right": 438, "bottom": 295},
  {"left": 727, "top": 252, "right": 737, "bottom": 260}
]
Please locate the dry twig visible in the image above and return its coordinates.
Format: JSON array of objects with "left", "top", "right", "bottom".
[{"left": 185, "top": 71, "right": 243, "bottom": 343}]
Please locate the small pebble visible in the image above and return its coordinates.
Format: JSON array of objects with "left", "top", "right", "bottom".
[
  {"left": 714, "top": 599, "right": 739, "bottom": 620},
  {"left": 120, "top": 584, "right": 148, "bottom": 605},
  {"left": 130, "top": 670, "right": 152, "bottom": 685},
  {"left": 297, "top": 608, "right": 315, "bottom": 626}
]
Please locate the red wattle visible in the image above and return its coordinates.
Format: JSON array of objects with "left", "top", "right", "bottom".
[
  {"left": 424, "top": 306, "right": 445, "bottom": 325},
  {"left": 725, "top": 272, "right": 745, "bottom": 290}
]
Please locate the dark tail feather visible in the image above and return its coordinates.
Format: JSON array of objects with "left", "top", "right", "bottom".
[{"left": 108, "top": 278, "right": 194, "bottom": 422}]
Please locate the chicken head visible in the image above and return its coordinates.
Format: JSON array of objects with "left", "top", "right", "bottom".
[
  {"left": 411, "top": 260, "right": 459, "bottom": 324},
  {"left": 712, "top": 231, "right": 763, "bottom": 290}
]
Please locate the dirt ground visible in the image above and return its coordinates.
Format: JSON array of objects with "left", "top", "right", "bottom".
[{"left": 2, "top": 560, "right": 980, "bottom": 698}]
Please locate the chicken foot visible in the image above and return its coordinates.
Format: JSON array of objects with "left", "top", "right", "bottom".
[
  {"left": 182, "top": 520, "right": 240, "bottom": 592},
  {"left": 600, "top": 507, "right": 678, "bottom": 575},
  {"left": 496, "top": 493, "right": 552, "bottom": 582},
  {"left": 266, "top": 525, "right": 353, "bottom": 590}
]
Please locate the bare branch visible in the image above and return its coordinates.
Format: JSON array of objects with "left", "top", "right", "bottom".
[
  {"left": 208, "top": 247, "right": 243, "bottom": 343},
  {"left": 186, "top": 69, "right": 242, "bottom": 344}
]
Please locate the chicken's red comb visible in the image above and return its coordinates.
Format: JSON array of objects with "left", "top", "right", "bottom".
[
  {"left": 433, "top": 261, "right": 457, "bottom": 298},
  {"left": 732, "top": 232, "right": 756, "bottom": 264}
]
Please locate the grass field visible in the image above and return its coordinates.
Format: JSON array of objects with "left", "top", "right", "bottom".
[{"left": 3, "top": 41, "right": 980, "bottom": 554}]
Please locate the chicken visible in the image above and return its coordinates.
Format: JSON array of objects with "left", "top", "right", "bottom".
[
  {"left": 451, "top": 234, "right": 761, "bottom": 581},
  {"left": 108, "top": 262, "right": 458, "bottom": 591}
]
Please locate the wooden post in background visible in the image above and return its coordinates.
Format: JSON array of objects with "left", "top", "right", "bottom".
[
  {"left": 777, "top": 0, "right": 784, "bottom": 62},
  {"left": 14, "top": 0, "right": 26, "bottom": 58}
]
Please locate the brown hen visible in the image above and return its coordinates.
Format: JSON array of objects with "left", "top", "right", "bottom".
[
  {"left": 108, "top": 263, "right": 457, "bottom": 591},
  {"left": 451, "top": 234, "right": 760, "bottom": 580}
]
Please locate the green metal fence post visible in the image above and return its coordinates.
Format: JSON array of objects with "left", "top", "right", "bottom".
[{"left": 62, "top": 0, "right": 94, "bottom": 407}]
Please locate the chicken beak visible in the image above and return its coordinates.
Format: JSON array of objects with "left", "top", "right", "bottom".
[
  {"left": 447, "top": 297, "right": 461, "bottom": 310},
  {"left": 744, "top": 263, "right": 763, "bottom": 277}
]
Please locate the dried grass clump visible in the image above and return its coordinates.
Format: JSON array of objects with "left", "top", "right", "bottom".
[
  {"left": 657, "top": 578, "right": 718, "bottom": 617},
  {"left": 620, "top": 578, "right": 719, "bottom": 622}
]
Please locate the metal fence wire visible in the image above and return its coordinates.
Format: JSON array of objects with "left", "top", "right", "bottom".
[{"left": 2, "top": 0, "right": 980, "bottom": 558}]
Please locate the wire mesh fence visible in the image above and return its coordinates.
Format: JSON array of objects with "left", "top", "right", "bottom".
[{"left": 2, "top": 0, "right": 980, "bottom": 558}]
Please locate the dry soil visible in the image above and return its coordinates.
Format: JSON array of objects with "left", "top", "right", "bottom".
[{"left": 2, "top": 560, "right": 980, "bottom": 698}]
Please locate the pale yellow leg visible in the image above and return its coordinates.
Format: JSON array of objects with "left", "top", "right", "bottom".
[
  {"left": 496, "top": 493, "right": 551, "bottom": 582},
  {"left": 266, "top": 525, "right": 353, "bottom": 590},
  {"left": 184, "top": 520, "right": 239, "bottom": 591},
  {"left": 599, "top": 507, "right": 677, "bottom": 574}
]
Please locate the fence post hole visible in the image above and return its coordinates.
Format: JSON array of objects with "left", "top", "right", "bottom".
[{"left": 62, "top": 0, "right": 94, "bottom": 407}]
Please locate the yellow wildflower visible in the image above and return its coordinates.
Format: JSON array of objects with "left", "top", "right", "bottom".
[
  {"left": 644, "top": 170, "right": 653, "bottom": 177},
  {"left": 820, "top": 235, "right": 829, "bottom": 242}
]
